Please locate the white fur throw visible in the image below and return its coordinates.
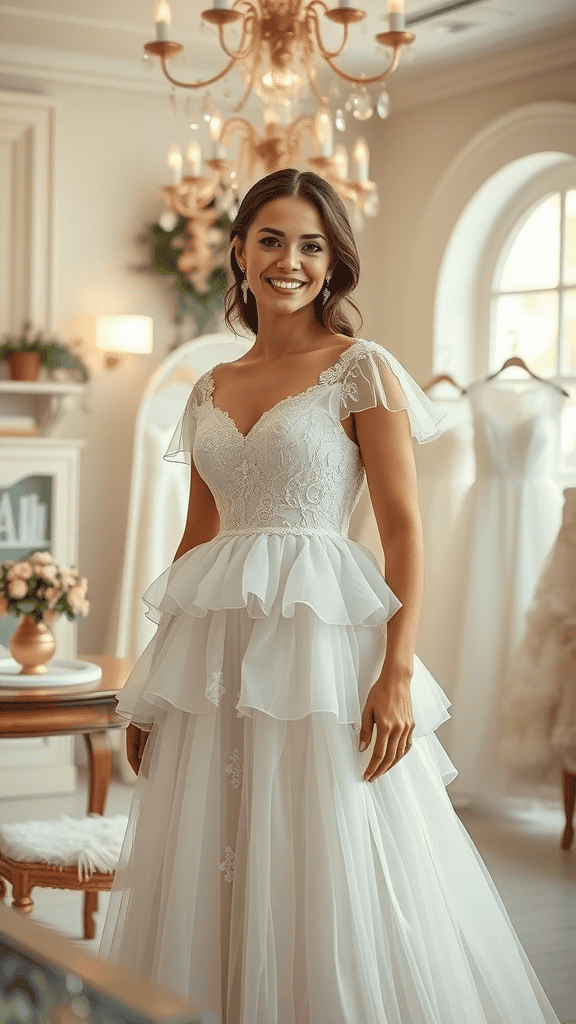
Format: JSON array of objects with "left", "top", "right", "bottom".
[{"left": 0, "top": 814, "right": 128, "bottom": 881}]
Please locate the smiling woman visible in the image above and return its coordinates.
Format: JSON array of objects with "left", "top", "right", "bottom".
[
  {"left": 100, "top": 168, "right": 562, "bottom": 1024},
  {"left": 225, "top": 167, "right": 361, "bottom": 339}
]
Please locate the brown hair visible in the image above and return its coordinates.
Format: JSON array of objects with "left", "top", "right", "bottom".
[{"left": 225, "top": 168, "right": 362, "bottom": 338}]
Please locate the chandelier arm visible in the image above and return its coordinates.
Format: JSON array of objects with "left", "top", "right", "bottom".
[
  {"left": 322, "top": 46, "right": 401, "bottom": 85},
  {"left": 216, "top": 12, "right": 254, "bottom": 61},
  {"left": 305, "top": 70, "right": 328, "bottom": 107},
  {"left": 171, "top": 179, "right": 220, "bottom": 219},
  {"left": 308, "top": 5, "right": 351, "bottom": 61},
  {"left": 286, "top": 116, "right": 315, "bottom": 149},
  {"left": 158, "top": 52, "right": 238, "bottom": 89},
  {"left": 220, "top": 117, "right": 258, "bottom": 148},
  {"left": 233, "top": 67, "right": 256, "bottom": 112}
]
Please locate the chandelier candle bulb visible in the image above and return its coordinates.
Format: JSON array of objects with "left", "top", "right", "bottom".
[
  {"left": 154, "top": 0, "right": 172, "bottom": 40},
  {"left": 167, "top": 143, "right": 183, "bottom": 184},
  {"left": 387, "top": 0, "right": 405, "bottom": 31},
  {"left": 209, "top": 111, "right": 226, "bottom": 158},
  {"left": 185, "top": 139, "right": 202, "bottom": 176},
  {"left": 352, "top": 137, "right": 369, "bottom": 181},
  {"left": 315, "top": 107, "right": 334, "bottom": 158},
  {"left": 334, "top": 143, "right": 348, "bottom": 179}
]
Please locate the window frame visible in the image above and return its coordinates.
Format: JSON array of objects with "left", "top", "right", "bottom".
[{"left": 475, "top": 160, "right": 576, "bottom": 383}]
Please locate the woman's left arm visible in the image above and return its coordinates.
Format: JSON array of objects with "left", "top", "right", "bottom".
[{"left": 353, "top": 401, "right": 424, "bottom": 782}]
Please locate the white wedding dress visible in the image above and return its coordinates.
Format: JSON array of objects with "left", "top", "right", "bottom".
[
  {"left": 100, "top": 340, "right": 560, "bottom": 1024},
  {"left": 499, "top": 486, "right": 576, "bottom": 779},
  {"left": 413, "top": 394, "right": 475, "bottom": 668},
  {"left": 426, "top": 379, "right": 565, "bottom": 806}
]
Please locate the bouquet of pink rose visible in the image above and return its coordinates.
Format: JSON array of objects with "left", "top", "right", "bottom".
[{"left": 0, "top": 551, "right": 89, "bottom": 625}]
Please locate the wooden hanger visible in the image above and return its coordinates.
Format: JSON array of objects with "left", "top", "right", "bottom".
[
  {"left": 422, "top": 372, "right": 464, "bottom": 394},
  {"left": 481, "top": 355, "right": 569, "bottom": 397},
  {"left": 156, "top": 366, "right": 200, "bottom": 392}
]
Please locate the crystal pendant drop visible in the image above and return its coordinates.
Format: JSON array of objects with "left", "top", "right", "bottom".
[
  {"left": 202, "top": 91, "right": 213, "bottom": 123},
  {"left": 351, "top": 88, "right": 373, "bottom": 121},
  {"left": 335, "top": 108, "right": 346, "bottom": 132},
  {"left": 377, "top": 89, "right": 390, "bottom": 119}
]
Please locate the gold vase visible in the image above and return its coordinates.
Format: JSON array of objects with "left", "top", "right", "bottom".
[{"left": 9, "top": 616, "right": 56, "bottom": 674}]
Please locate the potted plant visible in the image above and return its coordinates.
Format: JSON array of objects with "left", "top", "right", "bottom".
[
  {"left": 0, "top": 551, "right": 90, "bottom": 674},
  {"left": 0, "top": 323, "right": 90, "bottom": 382}
]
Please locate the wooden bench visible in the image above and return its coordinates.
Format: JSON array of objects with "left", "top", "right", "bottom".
[{"left": 0, "top": 814, "right": 127, "bottom": 939}]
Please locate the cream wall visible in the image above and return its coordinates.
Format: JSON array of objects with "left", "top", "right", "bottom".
[
  {"left": 1, "top": 44, "right": 575, "bottom": 653},
  {"left": 356, "top": 58, "right": 576, "bottom": 381}
]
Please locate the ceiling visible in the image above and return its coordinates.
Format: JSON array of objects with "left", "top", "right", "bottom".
[{"left": 0, "top": 0, "right": 574, "bottom": 103}]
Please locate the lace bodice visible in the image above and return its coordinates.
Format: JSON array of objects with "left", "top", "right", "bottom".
[
  {"left": 467, "top": 381, "right": 564, "bottom": 480},
  {"left": 165, "top": 339, "right": 443, "bottom": 536}
]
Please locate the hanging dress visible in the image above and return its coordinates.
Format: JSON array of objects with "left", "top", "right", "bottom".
[
  {"left": 413, "top": 393, "right": 475, "bottom": 668},
  {"left": 426, "top": 378, "right": 565, "bottom": 807},
  {"left": 100, "top": 340, "right": 561, "bottom": 1024},
  {"left": 499, "top": 486, "right": 576, "bottom": 780}
]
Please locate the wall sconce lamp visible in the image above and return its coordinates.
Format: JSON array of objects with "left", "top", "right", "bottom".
[{"left": 95, "top": 315, "right": 154, "bottom": 369}]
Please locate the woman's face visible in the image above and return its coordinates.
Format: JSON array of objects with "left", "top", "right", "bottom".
[{"left": 235, "top": 196, "right": 333, "bottom": 318}]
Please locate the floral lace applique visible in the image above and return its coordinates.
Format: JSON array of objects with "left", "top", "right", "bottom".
[
  {"left": 226, "top": 747, "right": 244, "bottom": 789},
  {"left": 206, "top": 670, "right": 225, "bottom": 706},
  {"left": 220, "top": 845, "right": 235, "bottom": 883}
]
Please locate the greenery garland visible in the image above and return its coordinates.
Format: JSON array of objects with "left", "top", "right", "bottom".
[{"left": 144, "top": 212, "right": 232, "bottom": 334}]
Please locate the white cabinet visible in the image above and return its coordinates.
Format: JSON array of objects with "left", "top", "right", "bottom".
[{"left": 0, "top": 438, "right": 84, "bottom": 797}]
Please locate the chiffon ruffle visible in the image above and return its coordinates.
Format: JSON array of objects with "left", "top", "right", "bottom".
[{"left": 115, "top": 531, "right": 452, "bottom": 742}]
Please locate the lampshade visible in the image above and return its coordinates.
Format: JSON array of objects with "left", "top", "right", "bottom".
[{"left": 95, "top": 315, "right": 153, "bottom": 355}]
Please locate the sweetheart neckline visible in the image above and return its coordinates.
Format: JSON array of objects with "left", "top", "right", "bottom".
[{"left": 207, "top": 338, "right": 365, "bottom": 442}]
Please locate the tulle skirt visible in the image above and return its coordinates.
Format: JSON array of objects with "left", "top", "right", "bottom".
[{"left": 99, "top": 533, "right": 560, "bottom": 1024}]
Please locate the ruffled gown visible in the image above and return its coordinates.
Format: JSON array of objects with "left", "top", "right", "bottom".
[
  {"left": 424, "top": 380, "right": 565, "bottom": 806},
  {"left": 100, "top": 339, "right": 560, "bottom": 1024},
  {"left": 499, "top": 486, "right": 576, "bottom": 779}
]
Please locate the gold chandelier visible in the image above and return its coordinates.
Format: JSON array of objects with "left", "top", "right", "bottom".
[
  {"left": 146, "top": 0, "right": 414, "bottom": 115},
  {"left": 162, "top": 102, "right": 378, "bottom": 241}
]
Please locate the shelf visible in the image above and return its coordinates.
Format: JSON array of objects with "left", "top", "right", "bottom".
[
  {"left": 0, "top": 380, "right": 89, "bottom": 435},
  {"left": 0, "top": 380, "right": 87, "bottom": 395}
]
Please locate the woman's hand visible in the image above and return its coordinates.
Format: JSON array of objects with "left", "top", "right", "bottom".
[
  {"left": 126, "top": 722, "right": 149, "bottom": 776},
  {"left": 359, "top": 665, "right": 415, "bottom": 782}
]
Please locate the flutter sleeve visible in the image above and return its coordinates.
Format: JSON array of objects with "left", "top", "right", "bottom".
[
  {"left": 338, "top": 340, "right": 444, "bottom": 443},
  {"left": 163, "top": 382, "right": 203, "bottom": 464}
]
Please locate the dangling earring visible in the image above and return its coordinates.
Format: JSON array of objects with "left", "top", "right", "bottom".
[
  {"left": 323, "top": 274, "right": 331, "bottom": 305},
  {"left": 241, "top": 271, "right": 249, "bottom": 302}
]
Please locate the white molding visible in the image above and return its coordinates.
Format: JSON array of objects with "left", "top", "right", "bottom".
[
  {"left": 0, "top": 90, "right": 55, "bottom": 333},
  {"left": 388, "top": 23, "right": 576, "bottom": 113}
]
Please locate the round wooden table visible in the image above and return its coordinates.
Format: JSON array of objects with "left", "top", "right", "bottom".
[{"left": 0, "top": 653, "right": 135, "bottom": 936}]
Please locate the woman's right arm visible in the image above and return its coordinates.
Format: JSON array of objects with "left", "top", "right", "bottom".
[
  {"left": 173, "top": 458, "right": 220, "bottom": 562},
  {"left": 128, "top": 458, "right": 220, "bottom": 774}
]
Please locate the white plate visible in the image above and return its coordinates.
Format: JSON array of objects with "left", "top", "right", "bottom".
[{"left": 0, "top": 658, "right": 102, "bottom": 688}]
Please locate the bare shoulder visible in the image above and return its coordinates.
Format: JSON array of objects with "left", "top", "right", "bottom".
[{"left": 317, "top": 334, "right": 365, "bottom": 366}]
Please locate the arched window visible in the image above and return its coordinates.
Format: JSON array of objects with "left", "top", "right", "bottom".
[
  {"left": 491, "top": 185, "right": 575, "bottom": 377},
  {"left": 480, "top": 162, "right": 576, "bottom": 472}
]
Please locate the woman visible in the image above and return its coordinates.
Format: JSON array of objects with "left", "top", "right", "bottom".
[{"left": 100, "top": 169, "right": 560, "bottom": 1024}]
